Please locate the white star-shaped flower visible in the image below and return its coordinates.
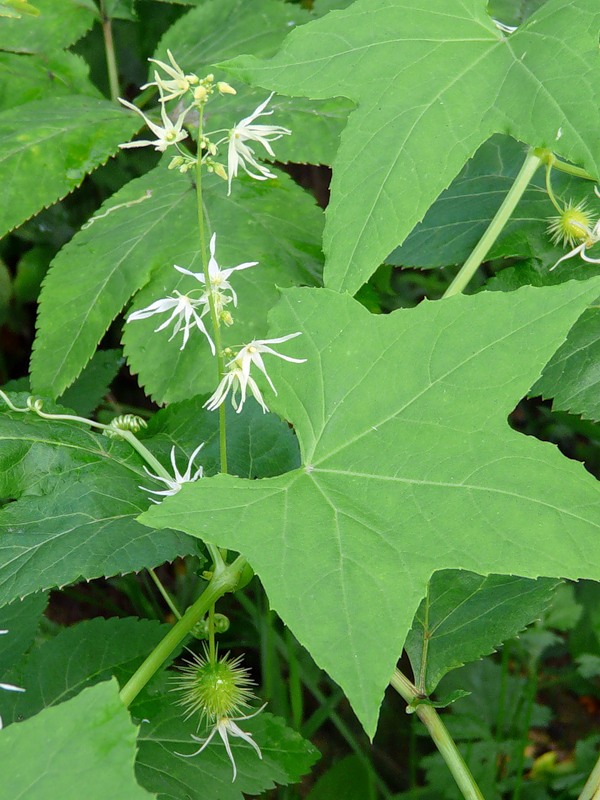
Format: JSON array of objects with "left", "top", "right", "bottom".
[
  {"left": 141, "top": 49, "right": 198, "bottom": 103},
  {"left": 227, "top": 93, "right": 291, "bottom": 195},
  {"left": 127, "top": 291, "right": 214, "bottom": 353},
  {"left": 1, "top": 629, "right": 25, "bottom": 731},
  {"left": 118, "top": 98, "right": 188, "bottom": 152},
  {"left": 174, "top": 233, "right": 258, "bottom": 307},
  {"left": 204, "top": 333, "right": 305, "bottom": 414},
  {"left": 177, "top": 704, "right": 266, "bottom": 782},
  {"left": 140, "top": 444, "right": 204, "bottom": 503}
]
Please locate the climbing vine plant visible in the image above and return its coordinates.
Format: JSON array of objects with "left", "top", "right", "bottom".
[{"left": 0, "top": 0, "right": 600, "bottom": 797}]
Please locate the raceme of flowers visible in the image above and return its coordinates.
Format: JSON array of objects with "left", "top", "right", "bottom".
[
  {"left": 118, "top": 49, "right": 290, "bottom": 192},
  {"left": 127, "top": 233, "right": 306, "bottom": 415}
]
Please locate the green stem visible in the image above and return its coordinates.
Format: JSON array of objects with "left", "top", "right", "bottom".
[
  {"left": 443, "top": 150, "right": 542, "bottom": 299},
  {"left": 196, "top": 109, "right": 228, "bottom": 475},
  {"left": 148, "top": 568, "right": 181, "bottom": 620},
  {"left": 390, "top": 669, "right": 486, "bottom": 800},
  {"left": 579, "top": 755, "right": 600, "bottom": 800},
  {"left": 552, "top": 159, "right": 597, "bottom": 181},
  {"left": 120, "top": 556, "right": 247, "bottom": 707},
  {"left": 100, "top": 1, "right": 120, "bottom": 102},
  {"left": 0, "top": 390, "right": 170, "bottom": 480}
]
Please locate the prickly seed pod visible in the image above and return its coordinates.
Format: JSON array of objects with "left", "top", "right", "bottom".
[
  {"left": 547, "top": 200, "right": 594, "bottom": 248},
  {"left": 172, "top": 647, "right": 256, "bottom": 722},
  {"left": 104, "top": 414, "right": 148, "bottom": 438}
]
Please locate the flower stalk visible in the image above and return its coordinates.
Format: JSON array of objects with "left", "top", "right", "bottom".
[
  {"left": 443, "top": 149, "right": 542, "bottom": 298},
  {"left": 120, "top": 555, "right": 248, "bottom": 707}
]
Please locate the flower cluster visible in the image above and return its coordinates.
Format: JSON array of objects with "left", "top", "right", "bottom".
[
  {"left": 172, "top": 647, "right": 265, "bottom": 781},
  {"left": 205, "top": 334, "right": 306, "bottom": 414},
  {"left": 127, "top": 232, "right": 255, "bottom": 350},
  {"left": 118, "top": 50, "right": 290, "bottom": 191},
  {"left": 1, "top": 630, "right": 25, "bottom": 730}
]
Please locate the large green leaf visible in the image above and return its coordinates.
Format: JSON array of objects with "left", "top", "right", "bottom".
[
  {"left": 0, "top": 50, "right": 99, "bottom": 111},
  {"left": 142, "top": 280, "right": 600, "bottom": 735},
  {"left": 155, "top": 0, "right": 350, "bottom": 166},
  {"left": 0, "top": 396, "right": 194, "bottom": 605},
  {"left": 0, "top": 96, "right": 140, "bottom": 237},
  {"left": 224, "top": 0, "right": 600, "bottom": 293},
  {"left": 0, "top": 0, "right": 97, "bottom": 53},
  {"left": 0, "top": 680, "right": 153, "bottom": 800},
  {"left": 2, "top": 617, "right": 169, "bottom": 726},
  {"left": 405, "top": 571, "right": 558, "bottom": 695},
  {"left": 0, "top": 592, "right": 47, "bottom": 675},
  {"left": 31, "top": 164, "right": 323, "bottom": 402},
  {"left": 0, "top": 395, "right": 299, "bottom": 605},
  {"left": 136, "top": 698, "right": 319, "bottom": 799}
]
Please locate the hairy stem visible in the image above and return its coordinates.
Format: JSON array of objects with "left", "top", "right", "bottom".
[
  {"left": 391, "top": 669, "right": 485, "bottom": 800},
  {"left": 443, "top": 150, "right": 542, "bottom": 299},
  {"left": 120, "top": 556, "right": 247, "bottom": 707}
]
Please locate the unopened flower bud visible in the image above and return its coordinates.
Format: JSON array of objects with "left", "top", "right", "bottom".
[
  {"left": 220, "top": 310, "right": 234, "bottom": 326},
  {"left": 212, "top": 162, "right": 228, "bottom": 181},
  {"left": 194, "top": 85, "right": 208, "bottom": 103},
  {"left": 217, "top": 81, "right": 236, "bottom": 95},
  {"left": 168, "top": 155, "right": 185, "bottom": 170}
]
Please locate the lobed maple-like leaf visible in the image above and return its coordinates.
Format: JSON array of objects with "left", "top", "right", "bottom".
[
  {"left": 142, "top": 280, "right": 600, "bottom": 736},
  {"left": 223, "top": 0, "right": 600, "bottom": 293}
]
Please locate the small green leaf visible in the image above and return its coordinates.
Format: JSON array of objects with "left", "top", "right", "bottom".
[
  {"left": 0, "top": 96, "right": 140, "bottom": 238},
  {"left": 405, "top": 571, "right": 559, "bottom": 695},
  {"left": 0, "top": 0, "right": 96, "bottom": 53},
  {"left": 142, "top": 279, "right": 600, "bottom": 736},
  {"left": 0, "top": 680, "right": 153, "bottom": 800},
  {"left": 136, "top": 698, "right": 319, "bottom": 798},
  {"left": 407, "top": 689, "right": 470, "bottom": 712},
  {"left": 2, "top": 617, "right": 169, "bottom": 726}
]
